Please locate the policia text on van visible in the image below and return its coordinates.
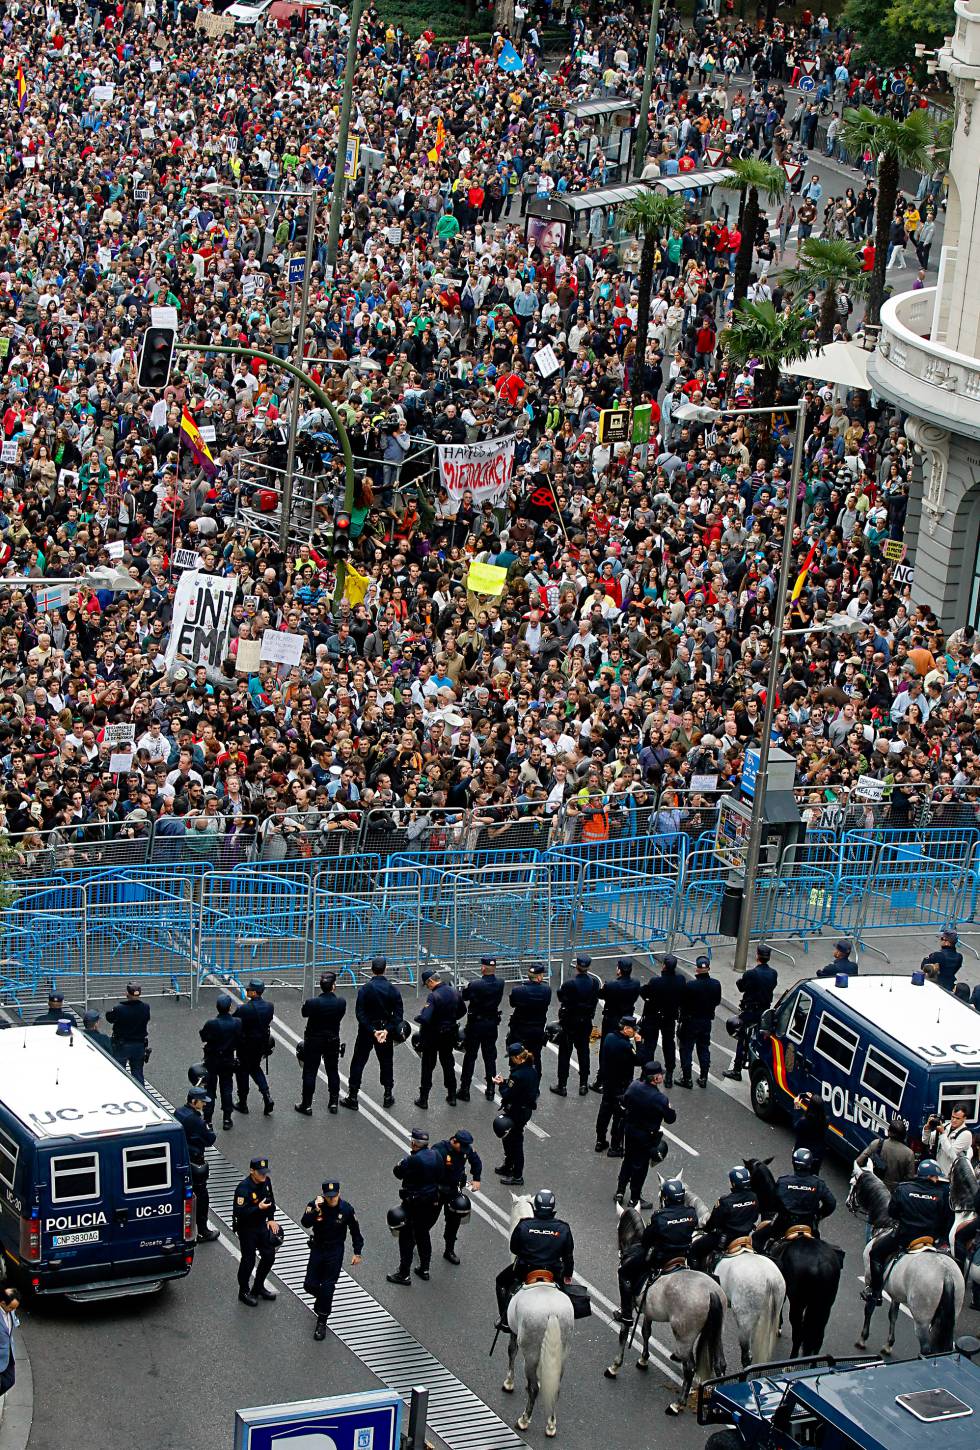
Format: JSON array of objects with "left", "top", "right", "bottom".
[{"left": 0, "top": 1025, "right": 195, "bottom": 1299}]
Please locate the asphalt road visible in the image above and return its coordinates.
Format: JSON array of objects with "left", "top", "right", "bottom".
[{"left": 13, "top": 969, "right": 980, "bottom": 1450}]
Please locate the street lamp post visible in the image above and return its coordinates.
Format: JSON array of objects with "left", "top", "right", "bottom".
[
  {"left": 280, "top": 186, "right": 319, "bottom": 548},
  {"left": 632, "top": 0, "right": 661, "bottom": 179},
  {"left": 326, "top": 0, "right": 364, "bottom": 269}
]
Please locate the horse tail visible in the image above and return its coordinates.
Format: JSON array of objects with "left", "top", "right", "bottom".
[
  {"left": 694, "top": 1289, "right": 726, "bottom": 1384},
  {"left": 538, "top": 1313, "right": 565, "bottom": 1416},
  {"left": 750, "top": 1274, "right": 781, "bottom": 1366},
  {"left": 928, "top": 1273, "right": 957, "bottom": 1354}
]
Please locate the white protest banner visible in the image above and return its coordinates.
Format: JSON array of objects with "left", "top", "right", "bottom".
[
  {"left": 0, "top": 442, "right": 19, "bottom": 465},
  {"left": 166, "top": 571, "right": 238, "bottom": 670},
  {"left": 103, "top": 722, "right": 136, "bottom": 747},
  {"left": 533, "top": 343, "right": 560, "bottom": 380},
  {"left": 690, "top": 774, "right": 719, "bottom": 793},
  {"left": 57, "top": 469, "right": 79, "bottom": 492},
  {"left": 260, "top": 629, "right": 305, "bottom": 668},
  {"left": 108, "top": 752, "right": 134, "bottom": 775},
  {"left": 198, "top": 424, "right": 216, "bottom": 444},
  {"left": 235, "top": 639, "right": 262, "bottom": 674},
  {"left": 91, "top": 84, "right": 115, "bottom": 103},
  {"left": 173, "top": 548, "right": 203, "bottom": 572},
  {"left": 854, "top": 774, "right": 885, "bottom": 802},
  {"left": 150, "top": 305, "right": 179, "bottom": 330},
  {"left": 438, "top": 434, "right": 515, "bottom": 508},
  {"left": 106, "top": 540, "right": 125, "bottom": 560}
]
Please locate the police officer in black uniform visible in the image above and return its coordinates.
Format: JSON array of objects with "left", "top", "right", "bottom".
[
  {"left": 552, "top": 954, "right": 600, "bottom": 1096},
  {"left": 678, "top": 955, "right": 721, "bottom": 1089},
  {"left": 387, "top": 1128, "right": 443, "bottom": 1286},
  {"left": 771, "top": 1147, "right": 837, "bottom": 1240},
  {"left": 616, "top": 1179, "right": 697, "bottom": 1323},
  {"left": 342, "top": 958, "right": 404, "bottom": 1111},
  {"left": 922, "top": 928, "right": 964, "bottom": 992},
  {"left": 594, "top": 1016, "right": 640, "bottom": 1155},
  {"left": 507, "top": 963, "right": 551, "bottom": 1079},
  {"left": 295, "top": 972, "right": 346, "bottom": 1116},
  {"left": 432, "top": 1129, "right": 482, "bottom": 1264},
  {"left": 865, "top": 1159, "right": 953, "bottom": 1304},
  {"left": 617, "top": 1061, "right": 676, "bottom": 1209},
  {"left": 639, "top": 954, "right": 685, "bottom": 1088},
  {"left": 175, "top": 1086, "right": 220, "bottom": 1242},
  {"left": 233, "top": 1156, "right": 282, "bottom": 1306},
  {"left": 725, "top": 945, "right": 778, "bottom": 1081},
  {"left": 591, "top": 959, "right": 641, "bottom": 1090},
  {"left": 495, "top": 1189, "right": 573, "bottom": 1327},
  {"left": 200, "top": 994, "right": 243, "bottom": 1130},
  {"left": 302, "top": 1179, "right": 364, "bottom": 1339},
  {"left": 415, "top": 968, "right": 465, "bottom": 1109},
  {"left": 105, "top": 981, "right": 150, "bottom": 1081},
  {"left": 494, "top": 1042, "right": 539, "bottom": 1186},
  {"left": 693, "top": 1166, "right": 760, "bottom": 1268},
  {"left": 33, "top": 990, "right": 76, "bottom": 1026},
  {"left": 458, "top": 956, "right": 504, "bottom": 1102},
  {"left": 234, "top": 980, "right": 275, "bottom": 1116},
  {"left": 81, "top": 1009, "right": 113, "bottom": 1053},
  {"left": 816, "top": 940, "right": 859, "bottom": 978}
]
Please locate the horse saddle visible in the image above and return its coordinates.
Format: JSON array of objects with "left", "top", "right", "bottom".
[
  {"left": 783, "top": 1223, "right": 814, "bottom": 1241},
  {"left": 724, "top": 1236, "right": 755, "bottom": 1257},
  {"left": 523, "top": 1268, "right": 556, "bottom": 1286},
  {"left": 659, "top": 1255, "right": 688, "bottom": 1274},
  {"left": 906, "top": 1235, "right": 936, "bottom": 1254}
]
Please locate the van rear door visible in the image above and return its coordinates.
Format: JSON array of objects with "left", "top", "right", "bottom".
[
  {"left": 108, "top": 1133, "right": 188, "bottom": 1279},
  {"left": 40, "top": 1147, "right": 112, "bottom": 1287}
]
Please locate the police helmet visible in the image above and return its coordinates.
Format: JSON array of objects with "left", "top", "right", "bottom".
[
  {"left": 544, "top": 1021, "right": 564, "bottom": 1045},
  {"left": 650, "top": 1137, "right": 670, "bottom": 1165},
  {"left": 449, "top": 1192, "right": 472, "bottom": 1221},
  {"left": 187, "top": 1061, "right": 207, "bottom": 1086},
  {"left": 729, "top": 1166, "right": 752, "bottom": 1189},
  {"left": 917, "top": 1159, "right": 943, "bottom": 1180},
  {"left": 216, "top": 994, "right": 233, "bottom": 1014},
  {"left": 410, "top": 1030, "right": 423, "bottom": 1055},
  {"left": 888, "top": 1114, "right": 908, "bottom": 1139},
  {"left": 942, "top": 928, "right": 959, "bottom": 945},
  {"left": 533, "top": 1189, "right": 557, "bottom": 1219},
  {"left": 725, "top": 1015, "right": 742, "bottom": 1039},
  {"left": 492, "top": 1112, "right": 513, "bottom": 1139},
  {"left": 392, "top": 1019, "right": 413, "bottom": 1044},
  {"left": 386, "top": 1205, "right": 407, "bottom": 1236},
  {"left": 792, "top": 1148, "right": 814, "bottom": 1174},
  {"left": 660, "top": 1179, "right": 686, "bottom": 1206}
]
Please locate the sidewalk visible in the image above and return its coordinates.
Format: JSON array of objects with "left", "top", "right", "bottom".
[{"left": 0, "top": 1327, "right": 33, "bottom": 1450}]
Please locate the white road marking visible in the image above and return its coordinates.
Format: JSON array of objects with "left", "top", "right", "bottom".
[{"left": 542, "top": 1040, "right": 698, "bottom": 1157}]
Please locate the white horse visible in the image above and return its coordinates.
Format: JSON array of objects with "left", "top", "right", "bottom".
[
  {"left": 715, "top": 1243, "right": 786, "bottom": 1368},
  {"left": 501, "top": 1194, "right": 574, "bottom": 1439},
  {"left": 949, "top": 1152, "right": 980, "bottom": 1311}
]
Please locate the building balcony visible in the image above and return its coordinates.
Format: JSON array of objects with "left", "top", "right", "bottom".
[{"left": 869, "top": 286, "right": 980, "bottom": 441}]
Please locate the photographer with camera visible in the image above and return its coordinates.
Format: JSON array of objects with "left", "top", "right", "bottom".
[{"left": 923, "top": 1103, "right": 973, "bottom": 1176}]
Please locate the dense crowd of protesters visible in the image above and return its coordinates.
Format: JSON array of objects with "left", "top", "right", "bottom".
[{"left": 0, "top": 0, "right": 967, "bottom": 877}]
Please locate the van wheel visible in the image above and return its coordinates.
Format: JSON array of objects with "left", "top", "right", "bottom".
[
  {"left": 750, "top": 1067, "right": 778, "bottom": 1122},
  {"left": 706, "top": 1431, "right": 742, "bottom": 1450}
]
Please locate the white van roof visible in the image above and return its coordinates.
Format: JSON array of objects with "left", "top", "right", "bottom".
[
  {"left": 0, "top": 1026, "right": 174, "bottom": 1139},
  {"left": 818, "top": 975, "right": 980, "bottom": 1067}
]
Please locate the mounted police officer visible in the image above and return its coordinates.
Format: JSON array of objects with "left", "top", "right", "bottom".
[
  {"left": 865, "top": 1160, "right": 954, "bottom": 1305},
  {"left": 415, "top": 967, "right": 465, "bottom": 1110},
  {"left": 432, "top": 1129, "right": 482, "bottom": 1265},
  {"left": 495, "top": 1189, "right": 574, "bottom": 1329},
  {"left": 301, "top": 1179, "right": 364, "bottom": 1340},
  {"left": 175, "top": 1086, "right": 219, "bottom": 1243},
  {"left": 342, "top": 958, "right": 404, "bottom": 1111},
  {"left": 200, "top": 994, "right": 243, "bottom": 1130},
  {"left": 507, "top": 963, "right": 551, "bottom": 1079},
  {"left": 615, "top": 1179, "right": 698, "bottom": 1324},
  {"left": 233, "top": 1156, "right": 282, "bottom": 1306},
  {"left": 771, "top": 1148, "right": 837, "bottom": 1240},
  {"left": 816, "top": 940, "right": 859, "bottom": 978},
  {"left": 591, "top": 959, "right": 641, "bottom": 1090},
  {"left": 594, "top": 1016, "right": 640, "bottom": 1157},
  {"left": 81, "top": 1009, "right": 113, "bottom": 1054},
  {"left": 694, "top": 1167, "right": 760, "bottom": 1268},
  {"left": 386, "top": 1128, "right": 442, "bottom": 1286},
  {"left": 296, "top": 972, "right": 346, "bottom": 1116},
  {"left": 494, "top": 1042, "right": 539, "bottom": 1187},
  {"left": 639, "top": 954, "right": 685, "bottom": 1088},
  {"left": 552, "top": 954, "right": 600, "bottom": 1097},
  {"left": 678, "top": 956, "right": 721, "bottom": 1089},
  {"left": 459, "top": 956, "right": 504, "bottom": 1102},
  {"left": 105, "top": 981, "right": 150, "bottom": 1081},
  {"left": 922, "top": 928, "right": 964, "bottom": 993},
  {"left": 616, "top": 1061, "right": 676, "bottom": 1209},
  {"left": 234, "top": 980, "right": 275, "bottom": 1117},
  {"left": 725, "top": 945, "right": 778, "bottom": 1082}
]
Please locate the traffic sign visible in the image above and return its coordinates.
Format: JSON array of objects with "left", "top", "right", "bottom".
[
  {"left": 741, "top": 747, "right": 760, "bottom": 801},
  {"left": 802, "top": 59, "right": 817, "bottom": 74},
  {"left": 705, "top": 146, "right": 724, "bottom": 165},
  {"left": 288, "top": 256, "right": 306, "bottom": 286},
  {"left": 891, "top": 79, "right": 906, "bottom": 97},
  {"left": 235, "top": 1391, "right": 402, "bottom": 1450},
  {"left": 714, "top": 794, "right": 753, "bottom": 872},
  {"left": 798, "top": 76, "right": 815, "bottom": 93},
  {"left": 598, "top": 407, "right": 630, "bottom": 444},
  {"left": 344, "top": 138, "right": 360, "bottom": 179},
  {"left": 782, "top": 162, "right": 802, "bottom": 184}
]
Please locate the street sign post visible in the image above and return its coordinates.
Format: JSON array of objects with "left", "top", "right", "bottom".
[
  {"left": 714, "top": 794, "right": 753, "bottom": 872},
  {"left": 288, "top": 256, "right": 306, "bottom": 286},
  {"left": 598, "top": 407, "right": 630, "bottom": 444},
  {"left": 798, "top": 75, "right": 815, "bottom": 92},
  {"left": 740, "top": 748, "right": 760, "bottom": 801},
  {"left": 235, "top": 1391, "right": 402, "bottom": 1450}
]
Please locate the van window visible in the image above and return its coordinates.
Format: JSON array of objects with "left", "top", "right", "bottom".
[
  {"left": 938, "top": 1080, "right": 980, "bottom": 1121},
  {"left": 860, "top": 1045, "right": 908, "bottom": 1111},
  {"left": 813, "top": 1012, "right": 859, "bottom": 1074},
  {"left": 787, "top": 992, "right": 812, "bottom": 1044},
  {"left": 123, "top": 1143, "right": 171, "bottom": 1195},
  {"left": 51, "top": 1152, "right": 100, "bottom": 1204},
  {"left": 0, "top": 1129, "right": 17, "bottom": 1191}
]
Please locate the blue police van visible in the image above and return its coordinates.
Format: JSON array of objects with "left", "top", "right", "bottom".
[
  {"left": 0, "top": 1025, "right": 196, "bottom": 1299},
  {"left": 748, "top": 973, "right": 980, "bottom": 1155}
]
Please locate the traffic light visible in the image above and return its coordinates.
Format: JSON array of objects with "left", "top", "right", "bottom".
[
  {"left": 333, "top": 511, "right": 351, "bottom": 560},
  {"left": 137, "top": 326, "right": 176, "bottom": 391}
]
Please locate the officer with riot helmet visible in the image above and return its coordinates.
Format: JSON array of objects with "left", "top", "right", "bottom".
[
  {"left": 495, "top": 1189, "right": 574, "bottom": 1328},
  {"left": 301, "top": 1179, "right": 364, "bottom": 1340},
  {"left": 414, "top": 967, "right": 465, "bottom": 1110},
  {"left": 694, "top": 1167, "right": 760, "bottom": 1267},
  {"left": 493, "top": 1042, "right": 539, "bottom": 1186},
  {"left": 386, "top": 1128, "right": 443, "bottom": 1286},
  {"left": 200, "top": 994, "right": 243, "bottom": 1130},
  {"left": 725, "top": 945, "right": 778, "bottom": 1081},
  {"left": 551, "top": 953, "right": 600, "bottom": 1097},
  {"left": 638, "top": 954, "right": 685, "bottom": 1087},
  {"left": 295, "top": 972, "right": 346, "bottom": 1116},
  {"left": 458, "top": 956, "right": 504, "bottom": 1102},
  {"left": 865, "top": 1159, "right": 953, "bottom": 1304},
  {"left": 431, "top": 1129, "right": 482, "bottom": 1264},
  {"left": 922, "top": 928, "right": 964, "bottom": 992},
  {"left": 772, "top": 1148, "right": 837, "bottom": 1239},
  {"left": 507, "top": 964, "right": 551, "bottom": 1079},
  {"left": 234, "top": 980, "right": 275, "bottom": 1116},
  {"left": 591, "top": 959, "right": 641, "bottom": 1089},
  {"left": 616, "top": 1179, "right": 698, "bottom": 1323},
  {"left": 342, "top": 957, "right": 404, "bottom": 1111},
  {"left": 175, "top": 1086, "right": 220, "bottom": 1242},
  {"left": 105, "top": 981, "right": 150, "bottom": 1081}
]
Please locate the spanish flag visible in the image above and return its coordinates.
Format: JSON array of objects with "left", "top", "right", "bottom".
[
  {"left": 180, "top": 406, "right": 217, "bottom": 478},
  {"left": 16, "top": 65, "right": 26, "bottom": 113},
  {"left": 427, "top": 117, "right": 446, "bottom": 164},
  {"left": 791, "top": 541, "right": 817, "bottom": 602}
]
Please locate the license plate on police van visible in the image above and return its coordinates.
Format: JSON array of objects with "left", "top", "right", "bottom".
[{"left": 51, "top": 1230, "right": 100, "bottom": 1246}]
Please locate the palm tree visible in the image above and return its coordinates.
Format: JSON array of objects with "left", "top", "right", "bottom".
[
  {"left": 722, "top": 299, "right": 810, "bottom": 409},
  {"left": 724, "top": 159, "right": 787, "bottom": 306},
  {"left": 791, "top": 237, "right": 869, "bottom": 344},
  {"left": 840, "top": 106, "right": 934, "bottom": 327},
  {"left": 620, "top": 190, "right": 686, "bottom": 402}
]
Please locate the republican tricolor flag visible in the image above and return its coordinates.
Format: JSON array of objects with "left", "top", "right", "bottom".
[
  {"left": 791, "top": 542, "right": 817, "bottom": 602},
  {"left": 180, "top": 407, "right": 217, "bottom": 478}
]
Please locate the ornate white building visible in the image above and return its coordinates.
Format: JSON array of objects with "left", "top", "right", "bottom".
[{"left": 869, "top": 0, "right": 980, "bottom": 626}]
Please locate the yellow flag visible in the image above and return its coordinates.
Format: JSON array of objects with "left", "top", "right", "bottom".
[
  {"left": 466, "top": 561, "right": 508, "bottom": 597},
  {"left": 344, "top": 562, "right": 370, "bottom": 606}
]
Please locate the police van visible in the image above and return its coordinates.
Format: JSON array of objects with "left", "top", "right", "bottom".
[
  {"left": 748, "top": 972, "right": 980, "bottom": 1156},
  {"left": 0, "top": 1025, "right": 195, "bottom": 1299}
]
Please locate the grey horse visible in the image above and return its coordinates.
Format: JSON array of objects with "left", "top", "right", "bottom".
[
  {"left": 715, "top": 1244, "right": 786, "bottom": 1367},
  {"left": 501, "top": 1194, "right": 574, "bottom": 1438}
]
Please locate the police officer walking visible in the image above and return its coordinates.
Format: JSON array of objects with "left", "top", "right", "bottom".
[
  {"left": 494, "top": 1042, "right": 539, "bottom": 1186},
  {"left": 106, "top": 982, "right": 150, "bottom": 1082},
  {"left": 865, "top": 1159, "right": 953, "bottom": 1304},
  {"left": 694, "top": 1167, "right": 760, "bottom": 1268},
  {"left": 506, "top": 964, "right": 551, "bottom": 1079},
  {"left": 678, "top": 956, "right": 721, "bottom": 1089},
  {"left": 415, "top": 968, "right": 465, "bottom": 1109},
  {"left": 233, "top": 1156, "right": 282, "bottom": 1306},
  {"left": 81, "top": 1009, "right": 113, "bottom": 1053},
  {"left": 495, "top": 1189, "right": 573, "bottom": 1328},
  {"left": 616, "top": 1061, "right": 676, "bottom": 1209},
  {"left": 386, "top": 1128, "right": 442, "bottom": 1286},
  {"left": 594, "top": 1016, "right": 640, "bottom": 1156},
  {"left": 295, "top": 972, "right": 346, "bottom": 1116},
  {"left": 458, "top": 956, "right": 504, "bottom": 1102},
  {"left": 639, "top": 954, "right": 685, "bottom": 1088},
  {"left": 301, "top": 1179, "right": 364, "bottom": 1340},
  {"left": 33, "top": 990, "right": 77, "bottom": 1026},
  {"left": 175, "top": 1086, "right": 220, "bottom": 1243},
  {"left": 552, "top": 954, "right": 600, "bottom": 1097},
  {"left": 200, "top": 994, "right": 243, "bottom": 1130},
  {"left": 616, "top": 1179, "right": 697, "bottom": 1323},
  {"left": 234, "top": 981, "right": 275, "bottom": 1117},
  {"left": 725, "top": 945, "right": 778, "bottom": 1082},
  {"left": 342, "top": 958, "right": 404, "bottom": 1111},
  {"left": 816, "top": 940, "right": 859, "bottom": 978},
  {"left": 432, "top": 1129, "right": 482, "bottom": 1265},
  {"left": 591, "top": 959, "right": 641, "bottom": 1090},
  {"left": 922, "top": 928, "right": 964, "bottom": 992},
  {"left": 771, "top": 1148, "right": 837, "bottom": 1240}
]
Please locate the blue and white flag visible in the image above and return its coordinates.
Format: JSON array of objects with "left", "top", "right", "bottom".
[{"left": 497, "top": 41, "right": 524, "bottom": 72}]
